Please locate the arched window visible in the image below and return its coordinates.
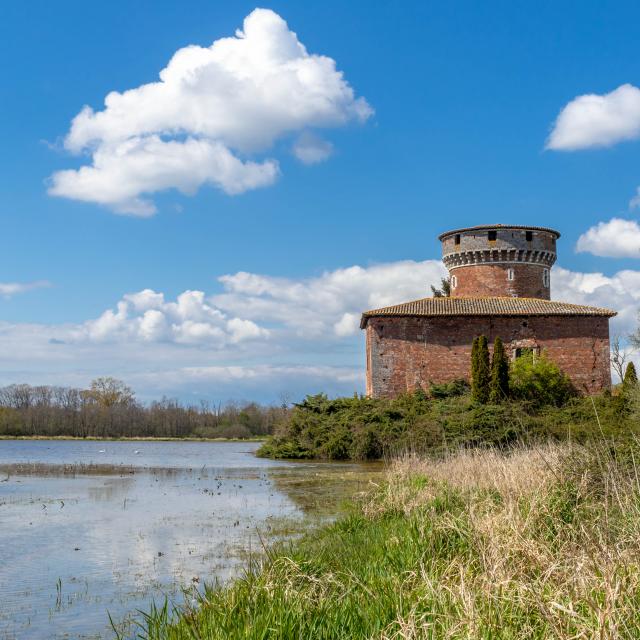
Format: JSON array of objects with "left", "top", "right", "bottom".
[
  {"left": 451, "top": 275, "right": 458, "bottom": 288},
  {"left": 507, "top": 268, "right": 515, "bottom": 281}
]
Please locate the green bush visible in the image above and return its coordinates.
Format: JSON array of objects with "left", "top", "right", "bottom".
[
  {"left": 510, "top": 352, "right": 576, "bottom": 407},
  {"left": 257, "top": 387, "right": 634, "bottom": 461},
  {"left": 429, "top": 378, "right": 469, "bottom": 399}
]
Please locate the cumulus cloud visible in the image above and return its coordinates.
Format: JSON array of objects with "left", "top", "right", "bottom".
[
  {"left": 0, "top": 280, "right": 51, "bottom": 298},
  {"left": 554, "top": 265, "right": 640, "bottom": 334},
  {"left": 76, "top": 289, "right": 269, "bottom": 346},
  {"left": 213, "top": 259, "right": 448, "bottom": 338},
  {"left": 576, "top": 218, "right": 640, "bottom": 259},
  {"left": 66, "top": 259, "right": 445, "bottom": 347},
  {"left": 546, "top": 84, "right": 640, "bottom": 151},
  {"left": 48, "top": 8, "right": 372, "bottom": 215}
]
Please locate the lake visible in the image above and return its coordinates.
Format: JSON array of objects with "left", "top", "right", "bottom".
[{"left": 0, "top": 440, "right": 381, "bottom": 639}]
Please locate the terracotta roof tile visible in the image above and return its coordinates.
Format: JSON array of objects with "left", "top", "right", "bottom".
[{"left": 360, "top": 297, "right": 616, "bottom": 328}]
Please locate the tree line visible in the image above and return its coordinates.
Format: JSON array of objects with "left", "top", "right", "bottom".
[{"left": 0, "top": 377, "right": 289, "bottom": 439}]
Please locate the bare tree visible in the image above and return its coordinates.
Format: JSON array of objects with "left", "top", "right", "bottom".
[{"left": 611, "top": 336, "right": 632, "bottom": 383}]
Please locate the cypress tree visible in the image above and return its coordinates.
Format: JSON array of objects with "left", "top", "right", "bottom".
[
  {"left": 472, "top": 335, "right": 490, "bottom": 404},
  {"left": 489, "top": 337, "right": 509, "bottom": 403},
  {"left": 623, "top": 362, "right": 638, "bottom": 394},
  {"left": 470, "top": 336, "right": 479, "bottom": 395}
]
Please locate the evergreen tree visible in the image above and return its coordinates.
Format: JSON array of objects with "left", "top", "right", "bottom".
[
  {"left": 489, "top": 337, "right": 509, "bottom": 403},
  {"left": 623, "top": 362, "right": 638, "bottom": 394},
  {"left": 470, "top": 336, "right": 479, "bottom": 393},
  {"left": 472, "top": 335, "right": 490, "bottom": 404}
]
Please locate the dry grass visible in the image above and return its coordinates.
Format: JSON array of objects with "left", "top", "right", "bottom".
[
  {"left": 374, "top": 443, "right": 640, "bottom": 640},
  {"left": 139, "top": 441, "right": 640, "bottom": 639}
]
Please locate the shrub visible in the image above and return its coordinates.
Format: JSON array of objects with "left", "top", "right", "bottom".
[
  {"left": 429, "top": 378, "right": 469, "bottom": 399},
  {"left": 510, "top": 352, "right": 576, "bottom": 407}
]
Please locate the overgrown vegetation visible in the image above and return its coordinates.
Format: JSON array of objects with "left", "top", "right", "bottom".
[
  {"left": 135, "top": 440, "right": 640, "bottom": 639},
  {"left": 260, "top": 336, "right": 620, "bottom": 461},
  {"left": 258, "top": 388, "right": 636, "bottom": 461},
  {"left": 0, "top": 377, "right": 287, "bottom": 439}
]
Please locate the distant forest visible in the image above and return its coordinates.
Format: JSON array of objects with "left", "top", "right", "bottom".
[{"left": 0, "top": 377, "right": 288, "bottom": 439}]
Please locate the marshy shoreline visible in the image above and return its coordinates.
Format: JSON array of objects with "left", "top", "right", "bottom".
[{"left": 135, "top": 440, "right": 640, "bottom": 639}]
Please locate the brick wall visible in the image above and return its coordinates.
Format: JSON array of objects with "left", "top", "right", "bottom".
[
  {"left": 451, "top": 263, "right": 550, "bottom": 299},
  {"left": 365, "top": 315, "right": 611, "bottom": 398}
]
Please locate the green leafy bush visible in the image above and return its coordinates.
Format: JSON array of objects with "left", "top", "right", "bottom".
[
  {"left": 510, "top": 352, "right": 576, "bottom": 407},
  {"left": 429, "top": 378, "right": 469, "bottom": 399}
]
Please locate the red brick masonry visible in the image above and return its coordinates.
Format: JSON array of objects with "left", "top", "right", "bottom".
[
  {"left": 451, "top": 263, "right": 550, "bottom": 299},
  {"left": 365, "top": 315, "right": 612, "bottom": 397}
]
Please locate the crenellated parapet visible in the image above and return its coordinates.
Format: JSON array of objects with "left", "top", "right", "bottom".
[{"left": 438, "top": 225, "right": 560, "bottom": 300}]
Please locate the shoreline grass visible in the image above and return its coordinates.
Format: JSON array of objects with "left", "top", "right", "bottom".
[{"left": 134, "top": 440, "right": 640, "bottom": 639}]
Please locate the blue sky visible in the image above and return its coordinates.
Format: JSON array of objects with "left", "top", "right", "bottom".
[{"left": 1, "top": 1, "right": 639, "bottom": 402}]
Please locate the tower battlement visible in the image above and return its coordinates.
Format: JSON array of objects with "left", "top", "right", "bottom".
[{"left": 439, "top": 224, "right": 560, "bottom": 300}]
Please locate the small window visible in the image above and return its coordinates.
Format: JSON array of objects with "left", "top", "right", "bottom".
[
  {"left": 488, "top": 230, "right": 497, "bottom": 241},
  {"left": 507, "top": 268, "right": 515, "bottom": 281},
  {"left": 542, "top": 269, "right": 550, "bottom": 287},
  {"left": 451, "top": 275, "right": 458, "bottom": 288},
  {"left": 454, "top": 234, "right": 461, "bottom": 246},
  {"left": 526, "top": 230, "right": 533, "bottom": 242}
]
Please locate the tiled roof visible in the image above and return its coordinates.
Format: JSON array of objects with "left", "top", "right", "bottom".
[
  {"left": 438, "top": 224, "right": 561, "bottom": 240},
  {"left": 360, "top": 296, "right": 616, "bottom": 328}
]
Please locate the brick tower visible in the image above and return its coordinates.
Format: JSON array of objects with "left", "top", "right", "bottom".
[
  {"left": 361, "top": 223, "right": 617, "bottom": 397},
  {"left": 439, "top": 225, "right": 559, "bottom": 299}
]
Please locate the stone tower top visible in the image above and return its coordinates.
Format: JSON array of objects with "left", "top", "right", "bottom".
[{"left": 438, "top": 224, "right": 561, "bottom": 300}]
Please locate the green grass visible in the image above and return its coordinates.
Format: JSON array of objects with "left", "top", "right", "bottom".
[{"left": 133, "top": 440, "right": 640, "bottom": 639}]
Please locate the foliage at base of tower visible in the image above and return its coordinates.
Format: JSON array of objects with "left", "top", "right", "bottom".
[
  {"left": 258, "top": 389, "right": 633, "bottom": 461},
  {"left": 509, "top": 352, "right": 576, "bottom": 407},
  {"left": 489, "top": 337, "right": 509, "bottom": 403},
  {"left": 471, "top": 335, "right": 490, "bottom": 404}
]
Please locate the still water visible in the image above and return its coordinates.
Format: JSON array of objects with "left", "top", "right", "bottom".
[{"left": 0, "top": 440, "right": 381, "bottom": 639}]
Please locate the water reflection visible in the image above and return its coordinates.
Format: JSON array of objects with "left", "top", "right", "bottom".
[{"left": 0, "top": 440, "right": 381, "bottom": 639}]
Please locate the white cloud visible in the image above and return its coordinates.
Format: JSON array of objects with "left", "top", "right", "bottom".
[
  {"left": 76, "top": 288, "right": 268, "bottom": 347},
  {"left": 630, "top": 188, "right": 640, "bottom": 210},
  {"left": 554, "top": 265, "right": 640, "bottom": 334},
  {"left": 48, "top": 8, "right": 372, "bottom": 215},
  {"left": 69, "top": 259, "right": 445, "bottom": 347},
  {"left": 0, "top": 280, "right": 51, "bottom": 297},
  {"left": 292, "top": 132, "right": 334, "bottom": 164},
  {"left": 213, "top": 259, "right": 448, "bottom": 338},
  {"left": 546, "top": 84, "right": 640, "bottom": 151},
  {"left": 576, "top": 218, "right": 640, "bottom": 258}
]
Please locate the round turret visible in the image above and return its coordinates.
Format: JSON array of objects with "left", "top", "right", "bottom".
[{"left": 438, "top": 224, "right": 560, "bottom": 299}]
